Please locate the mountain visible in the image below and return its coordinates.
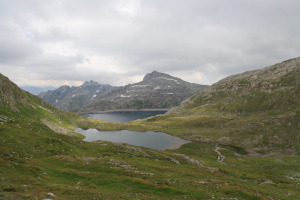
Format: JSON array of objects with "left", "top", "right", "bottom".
[
  {"left": 1, "top": 67, "right": 299, "bottom": 199},
  {"left": 38, "top": 80, "right": 115, "bottom": 112},
  {"left": 20, "top": 86, "right": 57, "bottom": 95},
  {"left": 144, "top": 58, "right": 300, "bottom": 154},
  {"left": 79, "top": 71, "right": 208, "bottom": 113}
]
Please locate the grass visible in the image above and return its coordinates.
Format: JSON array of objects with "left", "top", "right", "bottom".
[
  {"left": 1, "top": 117, "right": 299, "bottom": 199},
  {"left": 1, "top": 69, "right": 300, "bottom": 199}
]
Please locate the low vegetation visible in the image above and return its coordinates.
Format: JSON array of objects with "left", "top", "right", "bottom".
[
  {"left": 2, "top": 117, "right": 299, "bottom": 199},
  {"left": 1, "top": 58, "right": 300, "bottom": 199}
]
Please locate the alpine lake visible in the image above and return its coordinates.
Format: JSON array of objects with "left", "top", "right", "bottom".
[{"left": 78, "top": 111, "right": 190, "bottom": 150}]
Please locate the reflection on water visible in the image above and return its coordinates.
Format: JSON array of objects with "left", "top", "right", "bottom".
[
  {"left": 76, "top": 128, "right": 190, "bottom": 150},
  {"left": 83, "top": 110, "right": 167, "bottom": 122}
]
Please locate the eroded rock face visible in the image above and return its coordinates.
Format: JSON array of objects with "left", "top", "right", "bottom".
[{"left": 79, "top": 71, "right": 208, "bottom": 113}]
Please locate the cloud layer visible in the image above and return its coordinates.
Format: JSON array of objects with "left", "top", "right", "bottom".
[{"left": 1, "top": 0, "right": 300, "bottom": 87}]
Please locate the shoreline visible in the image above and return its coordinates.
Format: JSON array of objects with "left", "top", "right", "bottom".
[{"left": 77, "top": 108, "right": 169, "bottom": 114}]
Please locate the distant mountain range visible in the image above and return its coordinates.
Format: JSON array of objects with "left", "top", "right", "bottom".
[
  {"left": 79, "top": 71, "right": 208, "bottom": 113},
  {"left": 38, "top": 81, "right": 115, "bottom": 112},
  {"left": 38, "top": 71, "right": 208, "bottom": 113}
]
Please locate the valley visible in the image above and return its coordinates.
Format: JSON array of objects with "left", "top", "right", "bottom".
[{"left": 0, "top": 58, "right": 300, "bottom": 199}]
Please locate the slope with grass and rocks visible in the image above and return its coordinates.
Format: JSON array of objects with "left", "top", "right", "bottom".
[
  {"left": 142, "top": 58, "right": 300, "bottom": 156},
  {"left": 0, "top": 73, "right": 88, "bottom": 137}
]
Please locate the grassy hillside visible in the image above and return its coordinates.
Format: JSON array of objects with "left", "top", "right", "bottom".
[
  {"left": 1, "top": 69, "right": 300, "bottom": 200},
  {"left": 0, "top": 73, "right": 87, "bottom": 137},
  {"left": 141, "top": 58, "right": 300, "bottom": 156}
]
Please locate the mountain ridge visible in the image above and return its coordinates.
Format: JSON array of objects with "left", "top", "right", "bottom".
[{"left": 143, "top": 70, "right": 182, "bottom": 81}]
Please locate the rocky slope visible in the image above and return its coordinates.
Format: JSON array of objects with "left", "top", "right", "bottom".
[
  {"left": 145, "top": 58, "right": 300, "bottom": 154},
  {"left": 38, "top": 80, "right": 115, "bottom": 112},
  {"left": 79, "top": 71, "right": 208, "bottom": 113}
]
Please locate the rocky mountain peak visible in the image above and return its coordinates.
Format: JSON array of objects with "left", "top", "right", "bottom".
[
  {"left": 143, "top": 71, "right": 171, "bottom": 81},
  {"left": 82, "top": 80, "right": 98, "bottom": 87}
]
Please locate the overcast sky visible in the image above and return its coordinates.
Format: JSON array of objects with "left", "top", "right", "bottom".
[{"left": 0, "top": 0, "right": 299, "bottom": 87}]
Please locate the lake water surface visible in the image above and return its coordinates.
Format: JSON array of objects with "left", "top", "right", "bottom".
[
  {"left": 83, "top": 110, "right": 167, "bottom": 122},
  {"left": 76, "top": 128, "right": 190, "bottom": 150}
]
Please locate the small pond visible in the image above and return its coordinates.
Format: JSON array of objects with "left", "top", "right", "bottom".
[
  {"left": 83, "top": 110, "right": 167, "bottom": 122},
  {"left": 76, "top": 128, "right": 190, "bottom": 150}
]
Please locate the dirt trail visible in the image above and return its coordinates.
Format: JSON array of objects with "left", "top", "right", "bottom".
[{"left": 214, "top": 145, "right": 227, "bottom": 165}]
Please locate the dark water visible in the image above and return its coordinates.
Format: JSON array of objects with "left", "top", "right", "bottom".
[
  {"left": 76, "top": 128, "right": 190, "bottom": 150},
  {"left": 83, "top": 110, "right": 167, "bottom": 122}
]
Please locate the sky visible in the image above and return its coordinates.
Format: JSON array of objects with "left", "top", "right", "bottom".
[{"left": 0, "top": 0, "right": 299, "bottom": 87}]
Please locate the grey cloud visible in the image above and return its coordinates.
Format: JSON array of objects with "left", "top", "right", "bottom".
[
  {"left": 0, "top": 22, "right": 85, "bottom": 79},
  {"left": 32, "top": 27, "right": 74, "bottom": 43},
  {"left": 0, "top": 23, "right": 41, "bottom": 64},
  {"left": 0, "top": 0, "right": 300, "bottom": 86}
]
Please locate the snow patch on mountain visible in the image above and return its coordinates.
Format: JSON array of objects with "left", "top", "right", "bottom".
[{"left": 120, "top": 94, "right": 131, "bottom": 98}]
